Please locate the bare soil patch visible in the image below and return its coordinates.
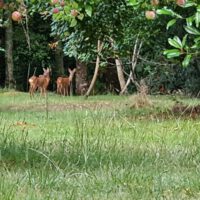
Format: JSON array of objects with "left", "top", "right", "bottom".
[
  {"left": 0, "top": 101, "right": 116, "bottom": 112},
  {"left": 171, "top": 103, "right": 200, "bottom": 119}
]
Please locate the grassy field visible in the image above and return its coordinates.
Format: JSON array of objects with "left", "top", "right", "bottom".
[{"left": 1, "top": 91, "right": 200, "bottom": 199}]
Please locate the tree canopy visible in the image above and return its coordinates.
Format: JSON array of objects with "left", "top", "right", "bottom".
[{"left": 0, "top": 0, "right": 200, "bottom": 94}]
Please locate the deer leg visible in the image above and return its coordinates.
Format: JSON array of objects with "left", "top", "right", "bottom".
[
  {"left": 63, "top": 86, "right": 66, "bottom": 96},
  {"left": 30, "top": 85, "right": 35, "bottom": 98},
  {"left": 60, "top": 86, "right": 62, "bottom": 95},
  {"left": 40, "top": 87, "right": 43, "bottom": 97},
  {"left": 29, "top": 86, "right": 33, "bottom": 98},
  {"left": 32, "top": 85, "right": 37, "bottom": 97},
  {"left": 58, "top": 85, "right": 61, "bottom": 95},
  {"left": 66, "top": 86, "right": 68, "bottom": 96},
  {"left": 43, "top": 88, "right": 46, "bottom": 96}
]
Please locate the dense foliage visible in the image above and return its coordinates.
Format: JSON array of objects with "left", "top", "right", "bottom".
[{"left": 0, "top": 0, "right": 200, "bottom": 94}]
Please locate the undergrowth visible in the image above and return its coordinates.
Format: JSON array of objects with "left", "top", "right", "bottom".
[{"left": 0, "top": 91, "right": 200, "bottom": 199}]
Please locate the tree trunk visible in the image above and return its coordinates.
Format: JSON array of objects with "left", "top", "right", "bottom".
[
  {"left": 75, "top": 59, "right": 88, "bottom": 95},
  {"left": 5, "top": 11, "right": 15, "bottom": 89},
  {"left": 109, "top": 37, "right": 127, "bottom": 94},
  {"left": 55, "top": 42, "right": 64, "bottom": 75},
  {"left": 115, "top": 56, "right": 127, "bottom": 93},
  {"left": 120, "top": 37, "right": 142, "bottom": 95},
  {"left": 0, "top": 29, "right": 5, "bottom": 87},
  {"left": 85, "top": 40, "right": 103, "bottom": 98}
]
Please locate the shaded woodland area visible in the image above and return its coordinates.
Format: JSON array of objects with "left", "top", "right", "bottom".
[{"left": 0, "top": 0, "right": 200, "bottom": 96}]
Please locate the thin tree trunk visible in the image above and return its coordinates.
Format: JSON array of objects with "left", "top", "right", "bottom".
[
  {"left": 109, "top": 37, "right": 127, "bottom": 94},
  {"left": 55, "top": 42, "right": 64, "bottom": 75},
  {"left": 120, "top": 37, "right": 142, "bottom": 95},
  {"left": 21, "top": 4, "right": 32, "bottom": 92},
  {"left": 120, "top": 71, "right": 133, "bottom": 95},
  {"left": 5, "top": 11, "right": 15, "bottom": 89},
  {"left": 85, "top": 40, "right": 103, "bottom": 98},
  {"left": 76, "top": 59, "right": 88, "bottom": 95},
  {"left": 115, "top": 56, "right": 127, "bottom": 93}
]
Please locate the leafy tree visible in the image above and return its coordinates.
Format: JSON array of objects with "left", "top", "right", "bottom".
[
  {"left": 158, "top": 1, "right": 199, "bottom": 67},
  {"left": 127, "top": 0, "right": 199, "bottom": 67},
  {"left": 48, "top": 0, "right": 174, "bottom": 94}
]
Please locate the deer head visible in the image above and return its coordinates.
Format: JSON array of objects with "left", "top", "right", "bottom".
[{"left": 68, "top": 68, "right": 76, "bottom": 82}]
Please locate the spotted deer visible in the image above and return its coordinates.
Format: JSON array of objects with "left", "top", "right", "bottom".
[
  {"left": 56, "top": 68, "right": 76, "bottom": 96},
  {"left": 29, "top": 67, "right": 51, "bottom": 97}
]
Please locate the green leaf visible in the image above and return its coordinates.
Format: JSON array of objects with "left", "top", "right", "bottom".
[
  {"left": 77, "top": 13, "right": 84, "bottom": 20},
  {"left": 156, "top": 8, "right": 182, "bottom": 18},
  {"left": 186, "top": 16, "right": 194, "bottom": 26},
  {"left": 174, "top": 36, "right": 183, "bottom": 47},
  {"left": 163, "top": 49, "right": 181, "bottom": 58},
  {"left": 85, "top": 5, "right": 92, "bottom": 17},
  {"left": 182, "top": 54, "right": 192, "bottom": 67},
  {"left": 127, "top": 0, "right": 138, "bottom": 6},
  {"left": 70, "top": 18, "right": 77, "bottom": 27},
  {"left": 183, "top": 2, "right": 197, "bottom": 8},
  {"left": 184, "top": 25, "right": 200, "bottom": 35},
  {"left": 194, "top": 36, "right": 200, "bottom": 43},
  {"left": 197, "top": 5, "right": 200, "bottom": 12},
  {"left": 168, "top": 36, "right": 182, "bottom": 49},
  {"left": 0, "top": 47, "right": 5, "bottom": 52},
  {"left": 195, "top": 12, "right": 200, "bottom": 28},
  {"left": 182, "top": 35, "right": 188, "bottom": 47},
  {"left": 156, "top": 8, "right": 174, "bottom": 16},
  {"left": 191, "top": 44, "right": 197, "bottom": 49},
  {"left": 71, "top": 2, "right": 78, "bottom": 9},
  {"left": 167, "top": 19, "right": 176, "bottom": 30}
]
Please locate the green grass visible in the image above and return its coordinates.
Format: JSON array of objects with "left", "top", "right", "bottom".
[{"left": 1, "top": 91, "right": 200, "bottom": 199}]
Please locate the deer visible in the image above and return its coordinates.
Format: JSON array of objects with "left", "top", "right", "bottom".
[
  {"left": 29, "top": 67, "right": 51, "bottom": 97},
  {"left": 56, "top": 68, "right": 76, "bottom": 96}
]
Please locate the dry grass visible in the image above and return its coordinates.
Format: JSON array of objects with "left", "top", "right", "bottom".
[{"left": 130, "top": 79, "right": 152, "bottom": 108}]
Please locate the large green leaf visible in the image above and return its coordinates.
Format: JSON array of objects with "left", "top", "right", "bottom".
[
  {"left": 126, "top": 0, "right": 138, "bottom": 6},
  {"left": 195, "top": 12, "right": 200, "bottom": 27},
  {"left": 182, "top": 35, "right": 188, "bottom": 47},
  {"left": 163, "top": 49, "right": 181, "bottom": 58},
  {"left": 182, "top": 54, "right": 192, "bottom": 67},
  {"left": 156, "top": 8, "right": 182, "bottom": 18},
  {"left": 85, "top": 5, "right": 92, "bottom": 17},
  {"left": 70, "top": 18, "right": 77, "bottom": 27},
  {"left": 186, "top": 16, "right": 194, "bottom": 26},
  {"left": 194, "top": 36, "right": 200, "bottom": 43},
  {"left": 167, "top": 19, "right": 176, "bottom": 30},
  {"left": 0, "top": 47, "right": 5, "bottom": 52},
  {"left": 156, "top": 8, "right": 175, "bottom": 16},
  {"left": 77, "top": 13, "right": 84, "bottom": 20},
  {"left": 183, "top": 2, "right": 197, "bottom": 8},
  {"left": 168, "top": 36, "right": 182, "bottom": 49},
  {"left": 184, "top": 25, "right": 200, "bottom": 35}
]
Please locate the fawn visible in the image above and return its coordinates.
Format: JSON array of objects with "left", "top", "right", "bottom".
[
  {"left": 29, "top": 67, "right": 51, "bottom": 97},
  {"left": 56, "top": 68, "right": 76, "bottom": 96}
]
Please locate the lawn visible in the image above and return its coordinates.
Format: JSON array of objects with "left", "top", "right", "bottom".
[{"left": 0, "top": 91, "right": 200, "bottom": 199}]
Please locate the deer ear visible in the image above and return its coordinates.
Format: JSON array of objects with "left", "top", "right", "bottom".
[
  {"left": 43, "top": 68, "right": 46, "bottom": 72},
  {"left": 73, "top": 68, "right": 76, "bottom": 72},
  {"left": 68, "top": 68, "right": 72, "bottom": 73}
]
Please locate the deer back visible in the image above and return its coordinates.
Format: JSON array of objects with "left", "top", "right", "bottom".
[
  {"left": 61, "top": 77, "right": 70, "bottom": 87},
  {"left": 37, "top": 75, "right": 50, "bottom": 89}
]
